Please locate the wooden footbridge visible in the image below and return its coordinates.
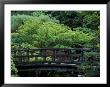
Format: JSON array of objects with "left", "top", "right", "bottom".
[{"left": 11, "top": 48, "right": 98, "bottom": 77}]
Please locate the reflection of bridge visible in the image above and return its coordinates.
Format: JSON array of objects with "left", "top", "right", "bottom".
[{"left": 11, "top": 48, "right": 98, "bottom": 77}]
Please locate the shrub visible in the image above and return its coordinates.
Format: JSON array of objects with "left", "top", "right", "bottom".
[
  {"left": 11, "top": 17, "right": 94, "bottom": 49},
  {"left": 84, "top": 51, "right": 100, "bottom": 62},
  {"left": 83, "top": 13, "right": 100, "bottom": 30},
  {"left": 11, "top": 57, "right": 18, "bottom": 76},
  {"left": 79, "top": 62, "right": 100, "bottom": 77},
  {"left": 11, "top": 15, "right": 34, "bottom": 33},
  {"left": 32, "top": 11, "right": 45, "bottom": 17}
]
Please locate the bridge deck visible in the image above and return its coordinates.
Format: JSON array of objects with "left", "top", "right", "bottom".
[{"left": 16, "top": 63, "right": 78, "bottom": 73}]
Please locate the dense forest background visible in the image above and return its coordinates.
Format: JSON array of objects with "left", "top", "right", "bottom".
[{"left": 11, "top": 11, "right": 100, "bottom": 77}]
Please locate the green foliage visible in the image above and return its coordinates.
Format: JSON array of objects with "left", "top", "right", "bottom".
[
  {"left": 11, "top": 11, "right": 34, "bottom": 16},
  {"left": 11, "top": 13, "right": 59, "bottom": 33},
  {"left": 79, "top": 62, "right": 100, "bottom": 77},
  {"left": 29, "top": 57, "right": 44, "bottom": 62},
  {"left": 46, "top": 11, "right": 100, "bottom": 30},
  {"left": 11, "top": 17, "right": 94, "bottom": 48},
  {"left": 83, "top": 12, "right": 100, "bottom": 30},
  {"left": 79, "top": 51, "right": 100, "bottom": 76},
  {"left": 46, "top": 11, "right": 83, "bottom": 28},
  {"left": 11, "top": 57, "right": 18, "bottom": 76},
  {"left": 84, "top": 52, "right": 100, "bottom": 62},
  {"left": 46, "top": 56, "right": 52, "bottom": 62},
  {"left": 73, "top": 27, "right": 100, "bottom": 48},
  {"left": 37, "top": 57, "right": 44, "bottom": 62},
  {"left": 11, "top": 15, "right": 34, "bottom": 33},
  {"left": 29, "top": 56, "right": 52, "bottom": 62},
  {"left": 53, "top": 44, "right": 71, "bottom": 48},
  {"left": 38, "top": 15, "right": 59, "bottom": 23},
  {"left": 73, "top": 27, "right": 94, "bottom": 35},
  {"left": 11, "top": 11, "right": 100, "bottom": 77},
  {"left": 32, "top": 11, "right": 59, "bottom": 23},
  {"left": 32, "top": 11, "right": 45, "bottom": 17},
  {"left": 52, "top": 30, "right": 94, "bottom": 48},
  {"left": 12, "top": 11, "right": 100, "bottom": 30}
]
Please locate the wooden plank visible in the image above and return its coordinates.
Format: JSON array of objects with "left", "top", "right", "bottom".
[{"left": 18, "top": 68, "right": 78, "bottom": 72}]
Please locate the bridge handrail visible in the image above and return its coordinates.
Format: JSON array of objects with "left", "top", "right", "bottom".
[
  {"left": 11, "top": 48, "right": 99, "bottom": 51},
  {"left": 11, "top": 48, "right": 99, "bottom": 64}
]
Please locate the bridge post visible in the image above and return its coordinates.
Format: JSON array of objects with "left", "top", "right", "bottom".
[
  {"left": 43, "top": 49, "right": 46, "bottom": 62},
  {"left": 80, "top": 49, "right": 84, "bottom": 62},
  {"left": 53, "top": 49, "right": 56, "bottom": 62},
  {"left": 27, "top": 49, "right": 29, "bottom": 63},
  {"left": 68, "top": 49, "right": 71, "bottom": 63},
  {"left": 81, "top": 48, "right": 85, "bottom": 62}
]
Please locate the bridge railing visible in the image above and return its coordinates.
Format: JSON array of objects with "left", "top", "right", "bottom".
[{"left": 11, "top": 48, "right": 99, "bottom": 64}]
